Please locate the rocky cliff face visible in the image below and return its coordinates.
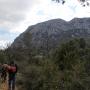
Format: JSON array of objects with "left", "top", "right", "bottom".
[{"left": 11, "top": 18, "right": 90, "bottom": 52}]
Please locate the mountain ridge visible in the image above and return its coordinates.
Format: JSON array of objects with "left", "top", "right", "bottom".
[{"left": 11, "top": 18, "right": 90, "bottom": 53}]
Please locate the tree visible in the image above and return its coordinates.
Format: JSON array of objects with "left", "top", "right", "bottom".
[
  {"left": 52, "top": 0, "right": 65, "bottom": 4},
  {"left": 79, "top": 38, "right": 86, "bottom": 49},
  {"left": 53, "top": 39, "right": 80, "bottom": 70}
]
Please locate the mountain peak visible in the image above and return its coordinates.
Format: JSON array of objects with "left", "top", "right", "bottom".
[{"left": 11, "top": 18, "right": 90, "bottom": 53}]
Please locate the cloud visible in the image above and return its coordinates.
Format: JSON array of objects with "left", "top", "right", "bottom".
[
  {"left": 0, "top": 40, "right": 9, "bottom": 49},
  {"left": 75, "top": 5, "right": 90, "bottom": 17},
  {"left": 0, "top": 0, "right": 41, "bottom": 47},
  {"left": 0, "top": 0, "right": 90, "bottom": 33},
  {"left": 0, "top": 28, "right": 18, "bottom": 42},
  {"left": 0, "top": 0, "right": 90, "bottom": 48},
  {"left": 0, "top": 0, "right": 41, "bottom": 33},
  {"left": 9, "top": 0, "right": 90, "bottom": 33},
  {"left": 0, "top": 0, "right": 38, "bottom": 23}
]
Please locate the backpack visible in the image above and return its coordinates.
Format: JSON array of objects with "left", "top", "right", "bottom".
[{"left": 9, "top": 66, "right": 16, "bottom": 73}]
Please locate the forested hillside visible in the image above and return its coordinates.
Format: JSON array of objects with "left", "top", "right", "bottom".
[{"left": 0, "top": 38, "right": 90, "bottom": 90}]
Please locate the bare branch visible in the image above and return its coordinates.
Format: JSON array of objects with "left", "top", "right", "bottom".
[{"left": 52, "top": 0, "right": 90, "bottom": 6}]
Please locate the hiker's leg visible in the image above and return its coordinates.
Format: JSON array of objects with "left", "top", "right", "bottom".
[
  {"left": 12, "top": 77, "right": 15, "bottom": 90},
  {"left": 3, "top": 73, "right": 7, "bottom": 82},
  {"left": 8, "top": 79, "right": 12, "bottom": 90},
  {"left": 1, "top": 74, "right": 3, "bottom": 82}
]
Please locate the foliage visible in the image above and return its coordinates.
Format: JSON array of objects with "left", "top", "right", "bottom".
[
  {"left": 0, "top": 38, "right": 90, "bottom": 90},
  {"left": 52, "top": 0, "right": 90, "bottom": 6},
  {"left": 51, "top": 38, "right": 90, "bottom": 90}
]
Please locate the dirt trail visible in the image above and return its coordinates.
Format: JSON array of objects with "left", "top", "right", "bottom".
[
  {"left": 0, "top": 82, "right": 8, "bottom": 90},
  {"left": 0, "top": 81, "right": 18, "bottom": 90},
  {"left": 0, "top": 81, "right": 7, "bottom": 90}
]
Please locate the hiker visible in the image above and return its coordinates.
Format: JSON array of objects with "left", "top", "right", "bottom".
[
  {"left": 0, "top": 64, "right": 7, "bottom": 83},
  {"left": 4, "top": 61, "right": 18, "bottom": 90},
  {"left": 1, "top": 66, "right": 7, "bottom": 82},
  {"left": 0, "top": 64, "right": 3, "bottom": 79}
]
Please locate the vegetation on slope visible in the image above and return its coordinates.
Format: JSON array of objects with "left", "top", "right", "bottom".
[{"left": 0, "top": 38, "right": 90, "bottom": 90}]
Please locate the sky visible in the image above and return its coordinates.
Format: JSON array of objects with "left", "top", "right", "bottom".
[{"left": 0, "top": 0, "right": 90, "bottom": 48}]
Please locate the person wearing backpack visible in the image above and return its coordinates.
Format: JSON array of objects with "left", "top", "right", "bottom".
[
  {"left": 0, "top": 63, "right": 7, "bottom": 83},
  {"left": 4, "top": 61, "right": 18, "bottom": 90},
  {"left": 1, "top": 66, "right": 7, "bottom": 83}
]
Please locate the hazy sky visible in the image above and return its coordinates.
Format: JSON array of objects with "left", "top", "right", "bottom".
[{"left": 0, "top": 0, "right": 90, "bottom": 48}]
